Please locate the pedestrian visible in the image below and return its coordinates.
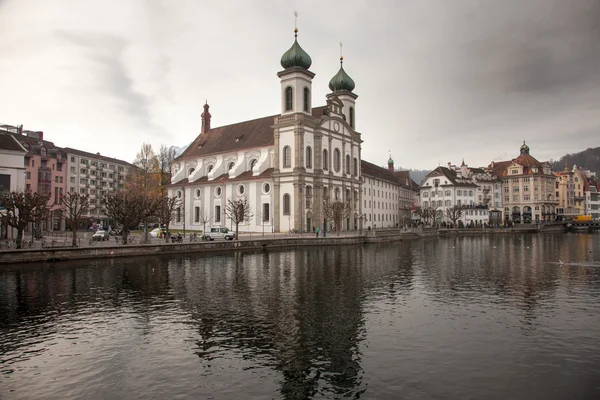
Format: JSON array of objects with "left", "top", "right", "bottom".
[{"left": 316, "top": 227, "right": 320, "bottom": 237}]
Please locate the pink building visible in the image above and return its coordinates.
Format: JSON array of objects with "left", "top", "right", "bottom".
[{"left": 2, "top": 125, "right": 68, "bottom": 231}]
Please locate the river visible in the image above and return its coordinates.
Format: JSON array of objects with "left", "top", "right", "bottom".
[{"left": 1, "top": 233, "right": 599, "bottom": 399}]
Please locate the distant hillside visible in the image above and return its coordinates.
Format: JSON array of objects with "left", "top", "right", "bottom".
[
  {"left": 396, "top": 168, "right": 430, "bottom": 184},
  {"left": 551, "top": 147, "right": 600, "bottom": 175}
]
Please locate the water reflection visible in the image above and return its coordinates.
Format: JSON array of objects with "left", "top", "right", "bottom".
[{"left": 1, "top": 234, "right": 600, "bottom": 399}]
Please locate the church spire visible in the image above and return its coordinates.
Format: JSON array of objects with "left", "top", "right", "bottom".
[{"left": 201, "top": 101, "right": 211, "bottom": 134}]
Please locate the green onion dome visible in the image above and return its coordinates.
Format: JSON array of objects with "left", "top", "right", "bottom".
[
  {"left": 520, "top": 141, "right": 530, "bottom": 155},
  {"left": 281, "top": 29, "right": 312, "bottom": 70},
  {"left": 328, "top": 57, "right": 355, "bottom": 92}
]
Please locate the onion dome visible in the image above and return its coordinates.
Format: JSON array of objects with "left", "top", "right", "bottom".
[
  {"left": 329, "top": 56, "right": 355, "bottom": 92},
  {"left": 388, "top": 156, "right": 394, "bottom": 164},
  {"left": 520, "top": 141, "right": 530, "bottom": 155},
  {"left": 281, "top": 28, "right": 312, "bottom": 70}
]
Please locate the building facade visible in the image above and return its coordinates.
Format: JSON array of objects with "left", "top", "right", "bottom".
[
  {"left": 63, "top": 148, "right": 133, "bottom": 223},
  {"left": 489, "top": 142, "right": 558, "bottom": 223}
]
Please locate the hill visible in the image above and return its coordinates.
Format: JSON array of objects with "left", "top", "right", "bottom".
[{"left": 551, "top": 147, "right": 600, "bottom": 175}]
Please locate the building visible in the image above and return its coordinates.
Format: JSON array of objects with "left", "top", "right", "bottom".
[
  {"left": 63, "top": 148, "right": 134, "bottom": 223},
  {"left": 583, "top": 176, "right": 599, "bottom": 220},
  {"left": 361, "top": 159, "right": 401, "bottom": 229},
  {"left": 0, "top": 133, "right": 28, "bottom": 239},
  {"left": 392, "top": 167, "right": 420, "bottom": 225},
  {"left": 488, "top": 142, "right": 558, "bottom": 223},
  {"left": 419, "top": 166, "right": 490, "bottom": 226},
  {"left": 169, "top": 27, "right": 408, "bottom": 234},
  {"left": 0, "top": 125, "right": 68, "bottom": 231}
]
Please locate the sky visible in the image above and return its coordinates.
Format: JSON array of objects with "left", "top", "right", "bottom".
[{"left": 0, "top": 0, "right": 599, "bottom": 170}]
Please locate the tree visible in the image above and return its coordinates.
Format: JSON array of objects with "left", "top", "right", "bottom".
[
  {"left": 156, "top": 195, "right": 180, "bottom": 242},
  {"left": 198, "top": 212, "right": 212, "bottom": 239},
  {"left": 225, "top": 199, "right": 253, "bottom": 240},
  {"left": 0, "top": 191, "right": 50, "bottom": 249},
  {"left": 158, "top": 144, "right": 176, "bottom": 194},
  {"left": 103, "top": 192, "right": 154, "bottom": 244},
  {"left": 322, "top": 200, "right": 352, "bottom": 235},
  {"left": 445, "top": 205, "right": 465, "bottom": 228},
  {"left": 59, "top": 192, "right": 90, "bottom": 247}
]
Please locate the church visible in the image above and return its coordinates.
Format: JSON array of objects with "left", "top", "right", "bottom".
[{"left": 169, "top": 26, "right": 411, "bottom": 234}]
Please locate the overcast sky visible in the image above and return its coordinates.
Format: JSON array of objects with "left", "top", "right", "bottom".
[{"left": 1, "top": 0, "right": 599, "bottom": 169}]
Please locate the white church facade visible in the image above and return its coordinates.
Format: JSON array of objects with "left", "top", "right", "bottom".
[{"left": 169, "top": 27, "right": 409, "bottom": 233}]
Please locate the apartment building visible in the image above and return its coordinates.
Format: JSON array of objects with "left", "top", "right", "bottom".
[{"left": 63, "top": 148, "right": 134, "bottom": 222}]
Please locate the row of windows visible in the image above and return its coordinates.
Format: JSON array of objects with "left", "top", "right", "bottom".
[{"left": 282, "top": 146, "right": 358, "bottom": 175}]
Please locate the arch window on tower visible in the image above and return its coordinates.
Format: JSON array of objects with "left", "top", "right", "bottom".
[
  {"left": 306, "top": 146, "right": 312, "bottom": 168},
  {"left": 303, "top": 87, "right": 310, "bottom": 112},
  {"left": 283, "top": 193, "right": 291, "bottom": 215},
  {"left": 345, "top": 154, "right": 350, "bottom": 174},
  {"left": 334, "top": 148, "right": 341, "bottom": 172},
  {"left": 322, "top": 149, "right": 329, "bottom": 171},
  {"left": 283, "top": 146, "right": 291, "bottom": 168},
  {"left": 349, "top": 107, "right": 354, "bottom": 128},
  {"left": 353, "top": 157, "right": 358, "bottom": 176},
  {"left": 285, "top": 87, "right": 293, "bottom": 111}
]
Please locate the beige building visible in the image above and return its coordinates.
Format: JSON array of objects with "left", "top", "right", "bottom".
[
  {"left": 63, "top": 148, "right": 133, "bottom": 223},
  {"left": 554, "top": 164, "right": 587, "bottom": 219},
  {"left": 489, "top": 142, "right": 558, "bottom": 223}
]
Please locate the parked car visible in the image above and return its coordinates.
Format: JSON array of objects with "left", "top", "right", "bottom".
[
  {"left": 150, "top": 228, "right": 167, "bottom": 238},
  {"left": 204, "top": 227, "right": 236, "bottom": 241},
  {"left": 92, "top": 230, "right": 110, "bottom": 241}
]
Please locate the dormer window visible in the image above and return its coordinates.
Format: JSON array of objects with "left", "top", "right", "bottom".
[
  {"left": 207, "top": 165, "right": 213, "bottom": 173},
  {"left": 285, "top": 87, "right": 293, "bottom": 111},
  {"left": 228, "top": 162, "right": 235, "bottom": 171},
  {"left": 250, "top": 159, "right": 257, "bottom": 170}
]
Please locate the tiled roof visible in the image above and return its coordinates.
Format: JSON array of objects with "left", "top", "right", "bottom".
[
  {"left": 361, "top": 160, "right": 399, "bottom": 184},
  {"left": 0, "top": 133, "right": 26, "bottom": 152},
  {"left": 177, "top": 106, "right": 328, "bottom": 160},
  {"left": 63, "top": 147, "right": 135, "bottom": 167},
  {"left": 423, "top": 166, "right": 477, "bottom": 187}
]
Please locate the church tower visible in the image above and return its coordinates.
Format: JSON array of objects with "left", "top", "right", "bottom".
[{"left": 328, "top": 49, "right": 357, "bottom": 129}]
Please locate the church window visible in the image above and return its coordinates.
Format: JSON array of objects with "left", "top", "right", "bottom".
[
  {"left": 237, "top": 184, "right": 245, "bottom": 195},
  {"left": 215, "top": 187, "right": 222, "bottom": 197},
  {"left": 207, "top": 165, "right": 213, "bottom": 173},
  {"left": 228, "top": 162, "right": 235, "bottom": 171},
  {"left": 322, "top": 149, "right": 329, "bottom": 170},
  {"left": 215, "top": 205, "right": 221, "bottom": 222},
  {"left": 283, "top": 146, "right": 291, "bottom": 168},
  {"left": 188, "top": 168, "right": 195, "bottom": 176},
  {"left": 345, "top": 154, "right": 350, "bottom": 174},
  {"left": 263, "top": 182, "right": 271, "bottom": 194},
  {"left": 262, "top": 203, "right": 270, "bottom": 222},
  {"left": 306, "top": 146, "right": 312, "bottom": 168},
  {"left": 306, "top": 186, "right": 312, "bottom": 197},
  {"left": 250, "top": 159, "right": 257, "bottom": 170},
  {"left": 176, "top": 207, "right": 181, "bottom": 222},
  {"left": 334, "top": 148, "right": 341, "bottom": 172},
  {"left": 176, "top": 190, "right": 182, "bottom": 199},
  {"left": 349, "top": 107, "right": 354, "bottom": 128},
  {"left": 303, "top": 87, "right": 310, "bottom": 112},
  {"left": 283, "top": 194, "right": 291, "bottom": 215},
  {"left": 353, "top": 157, "right": 358, "bottom": 176},
  {"left": 285, "top": 87, "right": 293, "bottom": 111},
  {"left": 194, "top": 207, "right": 200, "bottom": 223}
]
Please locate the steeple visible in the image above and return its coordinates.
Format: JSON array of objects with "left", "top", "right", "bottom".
[
  {"left": 388, "top": 152, "right": 394, "bottom": 172},
  {"left": 280, "top": 13, "right": 312, "bottom": 70},
  {"left": 201, "top": 101, "right": 211, "bottom": 134},
  {"left": 520, "top": 141, "right": 530, "bottom": 156},
  {"left": 328, "top": 52, "right": 355, "bottom": 92}
]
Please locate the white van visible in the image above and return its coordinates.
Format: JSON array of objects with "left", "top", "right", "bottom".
[{"left": 205, "top": 227, "right": 236, "bottom": 241}]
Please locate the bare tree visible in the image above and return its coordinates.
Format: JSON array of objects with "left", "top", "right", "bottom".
[
  {"left": 199, "top": 212, "right": 212, "bottom": 239},
  {"left": 59, "top": 192, "right": 90, "bottom": 247},
  {"left": 0, "top": 191, "right": 50, "bottom": 248},
  {"left": 225, "top": 199, "right": 253, "bottom": 240},
  {"left": 103, "top": 192, "right": 153, "bottom": 244},
  {"left": 156, "top": 195, "right": 180, "bottom": 242},
  {"left": 158, "top": 144, "right": 176, "bottom": 193},
  {"left": 322, "top": 200, "right": 352, "bottom": 235},
  {"left": 131, "top": 143, "right": 160, "bottom": 243},
  {"left": 445, "top": 205, "right": 465, "bottom": 228}
]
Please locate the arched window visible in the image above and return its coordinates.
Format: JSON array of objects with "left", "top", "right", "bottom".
[
  {"left": 305, "top": 146, "right": 312, "bottom": 168},
  {"left": 322, "top": 149, "right": 329, "bottom": 171},
  {"left": 303, "top": 87, "right": 309, "bottom": 112},
  {"left": 250, "top": 159, "right": 257, "bottom": 170},
  {"left": 345, "top": 154, "right": 350, "bottom": 174},
  {"left": 283, "top": 193, "right": 291, "bottom": 215},
  {"left": 353, "top": 157, "right": 358, "bottom": 176},
  {"left": 207, "top": 165, "right": 213, "bottom": 173},
  {"left": 285, "top": 87, "right": 293, "bottom": 111},
  {"left": 283, "top": 146, "right": 291, "bottom": 168},
  {"left": 188, "top": 168, "right": 195, "bottom": 176},
  {"left": 334, "top": 149, "right": 341, "bottom": 172},
  {"left": 349, "top": 107, "right": 354, "bottom": 128},
  {"left": 228, "top": 162, "right": 235, "bottom": 171}
]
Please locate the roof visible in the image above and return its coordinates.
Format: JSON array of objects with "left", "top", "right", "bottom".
[
  {"left": 361, "top": 160, "right": 400, "bottom": 185},
  {"left": 0, "top": 133, "right": 26, "bottom": 152},
  {"left": 177, "top": 106, "right": 327, "bottom": 160},
  {"left": 63, "top": 147, "right": 135, "bottom": 167},
  {"left": 489, "top": 153, "right": 552, "bottom": 177},
  {"left": 422, "top": 166, "right": 477, "bottom": 187}
]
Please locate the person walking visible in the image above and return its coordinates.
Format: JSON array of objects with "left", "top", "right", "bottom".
[{"left": 315, "top": 227, "right": 320, "bottom": 237}]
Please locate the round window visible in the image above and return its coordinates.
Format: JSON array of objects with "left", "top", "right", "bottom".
[
  {"left": 215, "top": 187, "right": 222, "bottom": 197},
  {"left": 238, "top": 185, "right": 245, "bottom": 195},
  {"left": 195, "top": 189, "right": 201, "bottom": 199},
  {"left": 263, "top": 183, "right": 271, "bottom": 194},
  {"left": 177, "top": 190, "right": 182, "bottom": 199}
]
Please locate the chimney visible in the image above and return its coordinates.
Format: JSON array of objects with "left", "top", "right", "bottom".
[{"left": 201, "top": 101, "right": 211, "bottom": 134}]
